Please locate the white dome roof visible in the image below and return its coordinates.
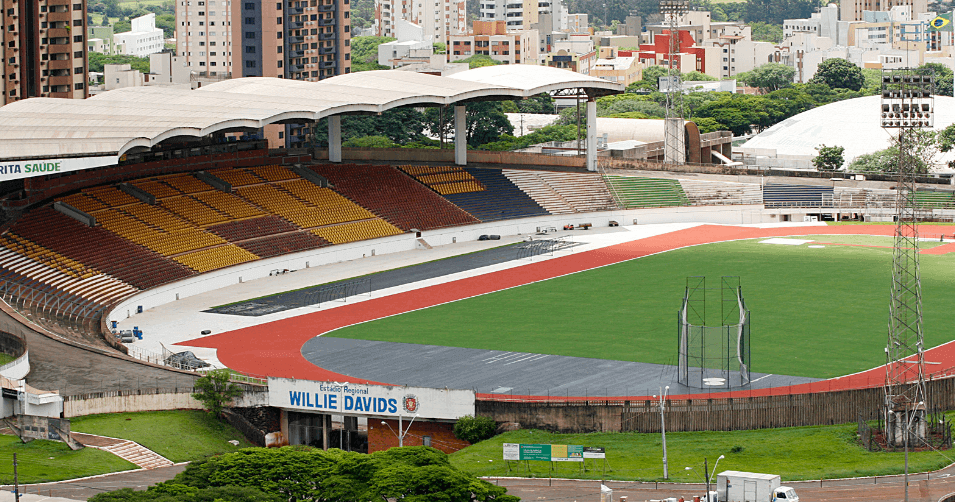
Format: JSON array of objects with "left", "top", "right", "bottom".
[{"left": 741, "top": 94, "right": 955, "bottom": 168}]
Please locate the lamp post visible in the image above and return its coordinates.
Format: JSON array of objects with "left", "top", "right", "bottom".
[
  {"left": 686, "top": 454, "right": 724, "bottom": 502},
  {"left": 381, "top": 414, "right": 419, "bottom": 447},
  {"left": 653, "top": 386, "right": 670, "bottom": 479}
]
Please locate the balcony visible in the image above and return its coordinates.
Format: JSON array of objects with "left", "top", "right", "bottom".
[
  {"left": 287, "top": 35, "right": 304, "bottom": 44},
  {"left": 319, "top": 33, "right": 335, "bottom": 40},
  {"left": 49, "top": 75, "right": 71, "bottom": 87},
  {"left": 290, "top": 49, "right": 305, "bottom": 58},
  {"left": 47, "top": 59, "right": 71, "bottom": 70},
  {"left": 47, "top": 28, "right": 69, "bottom": 38},
  {"left": 319, "top": 4, "right": 335, "bottom": 11},
  {"left": 288, "top": 6, "right": 304, "bottom": 14},
  {"left": 319, "top": 18, "right": 336, "bottom": 26},
  {"left": 320, "top": 61, "right": 336, "bottom": 69},
  {"left": 288, "top": 21, "right": 304, "bottom": 29},
  {"left": 319, "top": 46, "right": 336, "bottom": 55},
  {"left": 288, "top": 64, "right": 304, "bottom": 73}
]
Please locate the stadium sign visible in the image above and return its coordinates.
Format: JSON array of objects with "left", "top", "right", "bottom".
[
  {"left": 268, "top": 377, "right": 475, "bottom": 420},
  {"left": 502, "top": 443, "right": 586, "bottom": 462},
  {"left": 0, "top": 156, "right": 119, "bottom": 180}
]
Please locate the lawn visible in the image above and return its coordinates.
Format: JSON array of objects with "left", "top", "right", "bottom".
[
  {"left": 449, "top": 423, "right": 954, "bottom": 482},
  {"left": 70, "top": 410, "right": 255, "bottom": 463},
  {"left": 0, "top": 435, "right": 135, "bottom": 484},
  {"left": 327, "top": 235, "right": 955, "bottom": 379}
]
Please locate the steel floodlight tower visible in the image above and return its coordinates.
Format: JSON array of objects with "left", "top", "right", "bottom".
[
  {"left": 659, "top": 0, "right": 687, "bottom": 163},
  {"left": 880, "top": 69, "right": 933, "bottom": 457}
]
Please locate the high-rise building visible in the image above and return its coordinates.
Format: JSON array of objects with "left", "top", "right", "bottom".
[
  {"left": 374, "top": 0, "right": 465, "bottom": 44},
  {"left": 1, "top": 0, "right": 89, "bottom": 106},
  {"left": 840, "top": 0, "right": 927, "bottom": 22},
  {"left": 176, "top": 0, "right": 233, "bottom": 77},
  {"left": 479, "top": 0, "right": 566, "bottom": 32},
  {"left": 234, "top": 0, "right": 351, "bottom": 82}
]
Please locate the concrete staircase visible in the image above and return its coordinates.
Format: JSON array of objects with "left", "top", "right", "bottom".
[{"left": 72, "top": 432, "right": 173, "bottom": 469}]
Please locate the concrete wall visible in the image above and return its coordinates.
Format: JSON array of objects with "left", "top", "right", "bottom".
[{"left": 62, "top": 387, "right": 268, "bottom": 418}]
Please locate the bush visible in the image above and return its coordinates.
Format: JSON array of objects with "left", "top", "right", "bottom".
[{"left": 453, "top": 415, "right": 498, "bottom": 444}]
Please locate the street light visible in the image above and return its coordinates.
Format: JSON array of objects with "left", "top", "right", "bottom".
[
  {"left": 685, "top": 454, "right": 725, "bottom": 502},
  {"left": 652, "top": 386, "right": 670, "bottom": 479},
  {"left": 381, "top": 414, "right": 419, "bottom": 447}
]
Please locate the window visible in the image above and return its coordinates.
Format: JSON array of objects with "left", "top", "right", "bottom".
[
  {"left": 278, "top": 17, "right": 282, "bottom": 24},
  {"left": 74, "top": 82, "right": 84, "bottom": 90},
  {"left": 245, "top": 31, "right": 256, "bottom": 38},
  {"left": 200, "top": 61, "right": 206, "bottom": 65},
  {"left": 74, "top": 51, "right": 83, "bottom": 58},
  {"left": 245, "top": 17, "right": 255, "bottom": 24},
  {"left": 245, "top": 60, "right": 257, "bottom": 67},
  {"left": 277, "top": 60, "right": 282, "bottom": 67},
  {"left": 245, "top": 45, "right": 256, "bottom": 53},
  {"left": 423, "top": 436, "right": 431, "bottom": 447},
  {"left": 277, "top": 46, "right": 282, "bottom": 52},
  {"left": 73, "top": 19, "right": 82, "bottom": 26},
  {"left": 73, "top": 3, "right": 82, "bottom": 9},
  {"left": 74, "top": 66, "right": 83, "bottom": 74},
  {"left": 245, "top": 2, "right": 254, "bottom": 8},
  {"left": 210, "top": 61, "right": 216, "bottom": 65}
]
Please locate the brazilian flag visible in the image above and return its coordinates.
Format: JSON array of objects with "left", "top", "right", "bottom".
[{"left": 929, "top": 12, "right": 952, "bottom": 31}]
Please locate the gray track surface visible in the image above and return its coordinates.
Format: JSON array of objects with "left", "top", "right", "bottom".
[
  {"left": 301, "top": 337, "right": 818, "bottom": 397},
  {"left": 207, "top": 239, "right": 575, "bottom": 316}
]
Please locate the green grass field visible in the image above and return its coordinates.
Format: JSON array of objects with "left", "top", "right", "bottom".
[
  {"left": 0, "top": 435, "right": 135, "bottom": 484},
  {"left": 328, "top": 235, "right": 955, "bottom": 379},
  {"left": 70, "top": 410, "right": 255, "bottom": 463},
  {"left": 449, "top": 422, "right": 955, "bottom": 482}
]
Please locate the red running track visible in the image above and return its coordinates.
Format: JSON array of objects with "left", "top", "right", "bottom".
[{"left": 183, "top": 223, "right": 955, "bottom": 401}]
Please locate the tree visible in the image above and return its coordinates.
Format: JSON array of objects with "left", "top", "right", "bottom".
[
  {"left": 424, "top": 101, "right": 513, "bottom": 147},
  {"left": 191, "top": 370, "right": 243, "bottom": 417},
  {"left": 349, "top": 36, "right": 395, "bottom": 72},
  {"left": 937, "top": 123, "right": 955, "bottom": 153},
  {"left": 813, "top": 144, "right": 845, "bottom": 170},
  {"left": 743, "top": 0, "right": 817, "bottom": 25},
  {"left": 915, "top": 63, "right": 954, "bottom": 97},
  {"left": 90, "top": 446, "right": 520, "bottom": 502},
  {"left": 750, "top": 22, "right": 784, "bottom": 43},
  {"left": 312, "top": 107, "right": 427, "bottom": 147},
  {"left": 453, "top": 415, "right": 498, "bottom": 443},
  {"left": 451, "top": 54, "right": 502, "bottom": 69},
  {"left": 848, "top": 129, "right": 938, "bottom": 174},
  {"left": 809, "top": 58, "right": 865, "bottom": 91},
  {"left": 88, "top": 53, "right": 149, "bottom": 73},
  {"left": 343, "top": 135, "right": 398, "bottom": 148},
  {"left": 682, "top": 71, "right": 717, "bottom": 82},
  {"left": 738, "top": 63, "right": 795, "bottom": 92}
]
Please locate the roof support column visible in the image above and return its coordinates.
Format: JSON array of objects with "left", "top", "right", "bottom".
[
  {"left": 454, "top": 105, "right": 467, "bottom": 166},
  {"left": 586, "top": 97, "right": 597, "bottom": 172},
  {"left": 328, "top": 115, "right": 342, "bottom": 163}
]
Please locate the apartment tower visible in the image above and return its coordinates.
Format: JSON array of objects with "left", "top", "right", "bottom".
[
  {"left": 1, "top": 0, "right": 88, "bottom": 105},
  {"left": 375, "top": 0, "right": 465, "bottom": 44}
]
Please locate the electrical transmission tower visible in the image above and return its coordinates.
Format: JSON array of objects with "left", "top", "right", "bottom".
[
  {"left": 659, "top": 0, "right": 687, "bottom": 164},
  {"left": 880, "top": 69, "right": 934, "bottom": 450}
]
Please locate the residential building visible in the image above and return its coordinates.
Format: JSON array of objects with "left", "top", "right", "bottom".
[
  {"left": 1, "top": 0, "right": 89, "bottom": 105},
  {"left": 114, "top": 13, "right": 165, "bottom": 57},
  {"left": 448, "top": 20, "right": 537, "bottom": 64},
  {"left": 88, "top": 25, "right": 115, "bottom": 54},
  {"left": 176, "top": 0, "right": 233, "bottom": 77},
  {"left": 479, "top": 0, "right": 566, "bottom": 32},
  {"left": 632, "top": 30, "right": 721, "bottom": 76},
  {"left": 374, "top": 0, "right": 465, "bottom": 44},
  {"left": 590, "top": 46, "right": 642, "bottom": 85},
  {"left": 378, "top": 19, "right": 434, "bottom": 68},
  {"left": 615, "top": 14, "right": 641, "bottom": 37},
  {"left": 230, "top": 0, "right": 352, "bottom": 147},
  {"left": 543, "top": 33, "right": 595, "bottom": 74},
  {"left": 841, "top": 0, "right": 928, "bottom": 22},
  {"left": 566, "top": 13, "right": 586, "bottom": 33}
]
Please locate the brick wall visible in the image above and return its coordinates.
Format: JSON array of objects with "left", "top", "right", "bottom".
[{"left": 368, "top": 419, "right": 469, "bottom": 454}]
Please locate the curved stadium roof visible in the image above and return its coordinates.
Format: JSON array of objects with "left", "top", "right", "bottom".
[
  {"left": 741, "top": 95, "right": 955, "bottom": 169},
  {"left": 0, "top": 65, "right": 623, "bottom": 161}
]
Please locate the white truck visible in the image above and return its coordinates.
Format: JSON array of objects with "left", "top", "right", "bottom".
[{"left": 716, "top": 471, "right": 799, "bottom": 502}]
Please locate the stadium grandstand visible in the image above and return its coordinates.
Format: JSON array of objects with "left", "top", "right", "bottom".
[{"left": 3, "top": 64, "right": 955, "bottom": 457}]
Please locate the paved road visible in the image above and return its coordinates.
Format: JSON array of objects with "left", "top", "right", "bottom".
[
  {"left": 492, "top": 470, "right": 955, "bottom": 502},
  {"left": 0, "top": 465, "right": 187, "bottom": 501}
]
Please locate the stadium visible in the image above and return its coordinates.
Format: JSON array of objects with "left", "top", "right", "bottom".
[{"left": 1, "top": 64, "right": 955, "bottom": 457}]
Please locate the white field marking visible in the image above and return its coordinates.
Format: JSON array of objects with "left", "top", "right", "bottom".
[
  {"left": 749, "top": 374, "right": 774, "bottom": 384},
  {"left": 759, "top": 238, "right": 814, "bottom": 246}
]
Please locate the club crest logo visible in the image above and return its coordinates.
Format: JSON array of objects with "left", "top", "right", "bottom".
[{"left": 403, "top": 394, "right": 418, "bottom": 413}]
